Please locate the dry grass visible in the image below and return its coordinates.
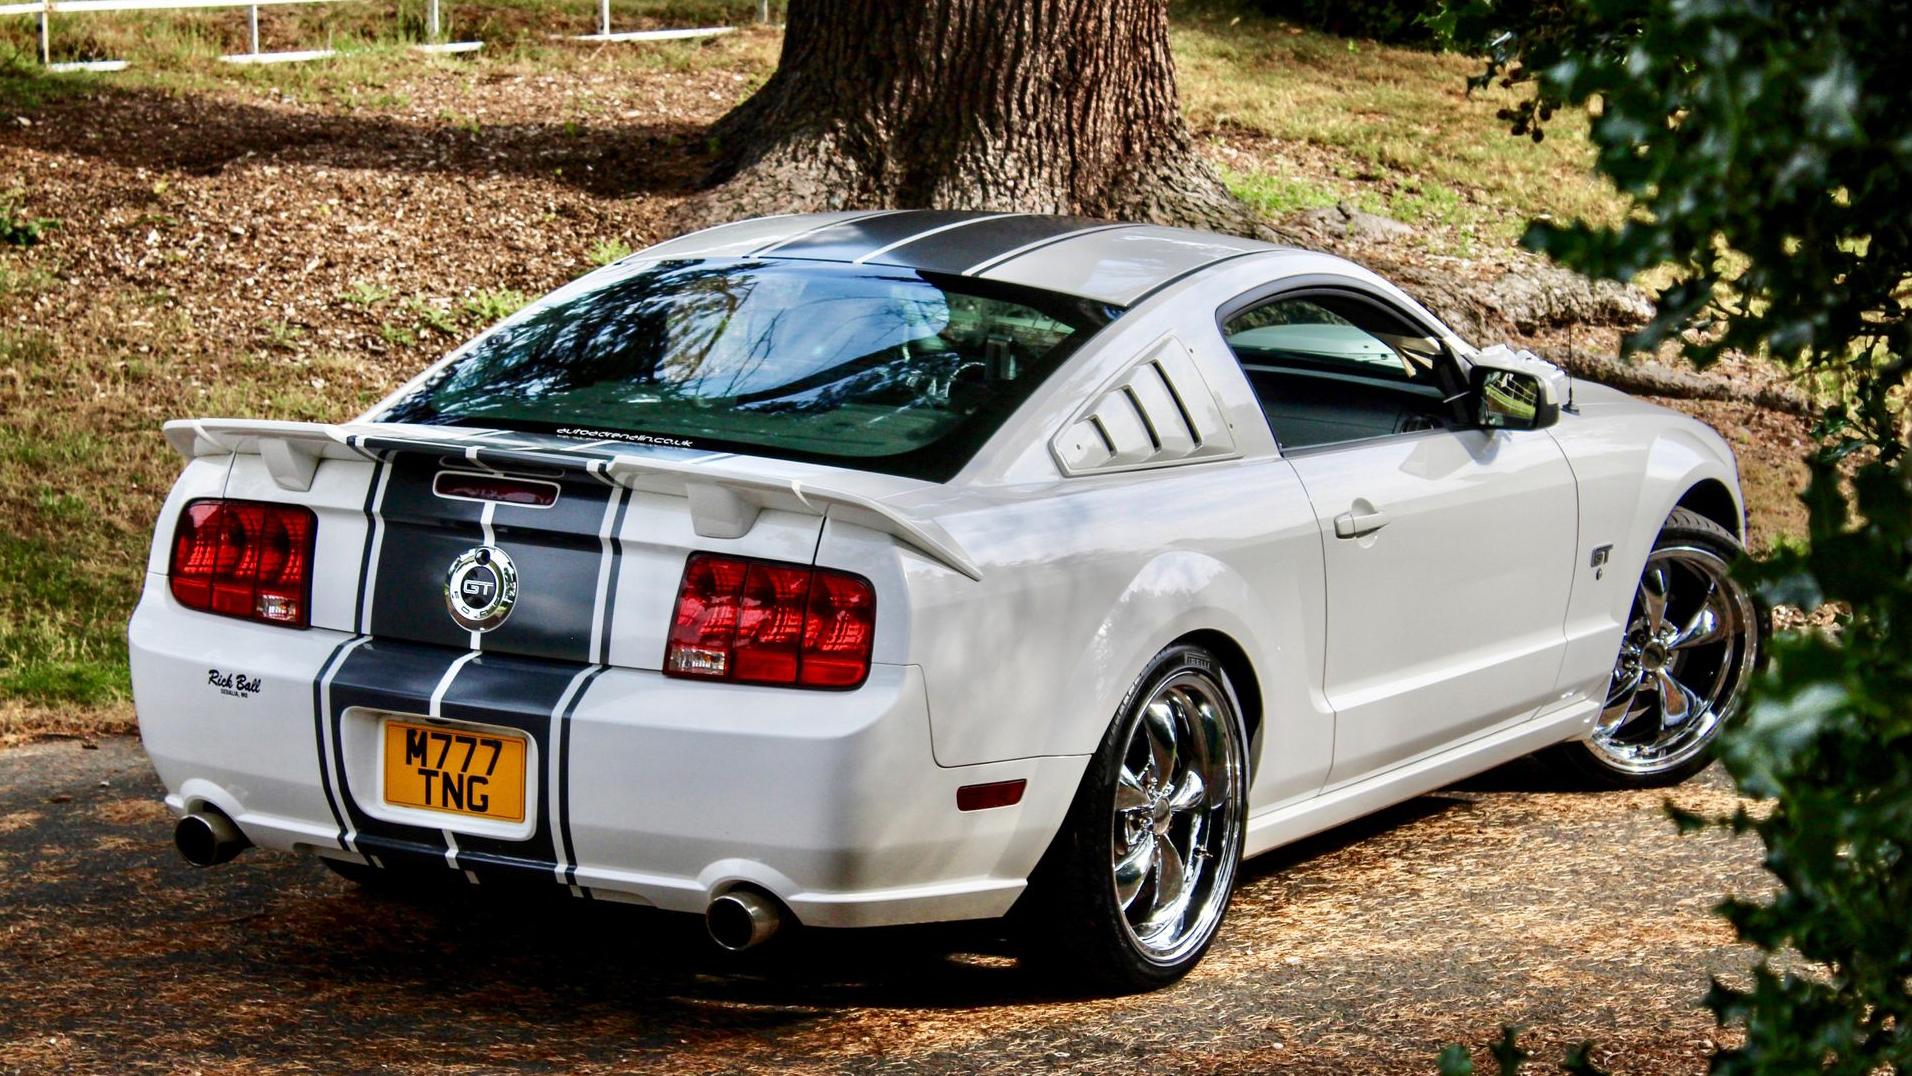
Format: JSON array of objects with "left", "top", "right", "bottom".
[{"left": 0, "top": 699, "right": 134, "bottom": 747}]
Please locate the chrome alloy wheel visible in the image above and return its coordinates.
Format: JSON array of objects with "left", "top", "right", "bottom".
[
  {"left": 1110, "top": 670, "right": 1246, "bottom": 966},
  {"left": 1591, "top": 545, "right": 1759, "bottom": 775}
]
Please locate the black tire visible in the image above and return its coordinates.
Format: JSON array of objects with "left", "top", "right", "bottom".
[
  {"left": 1013, "top": 644, "right": 1250, "bottom": 994},
  {"left": 1542, "top": 507, "right": 1765, "bottom": 789}
]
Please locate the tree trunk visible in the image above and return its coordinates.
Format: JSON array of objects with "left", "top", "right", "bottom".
[{"left": 673, "top": 0, "right": 1260, "bottom": 234}]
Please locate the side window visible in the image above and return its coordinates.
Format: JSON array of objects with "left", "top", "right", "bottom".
[{"left": 1221, "top": 294, "right": 1459, "bottom": 451}]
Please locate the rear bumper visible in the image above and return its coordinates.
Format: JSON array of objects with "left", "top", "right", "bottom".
[{"left": 129, "top": 573, "right": 1085, "bottom": 927}]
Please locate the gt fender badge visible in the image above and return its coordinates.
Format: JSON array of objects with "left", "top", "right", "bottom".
[{"left": 446, "top": 546, "right": 519, "bottom": 632}]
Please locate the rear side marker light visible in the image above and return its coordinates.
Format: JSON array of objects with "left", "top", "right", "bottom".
[
  {"left": 665, "top": 553, "right": 876, "bottom": 690},
  {"left": 957, "top": 780, "right": 1026, "bottom": 812},
  {"left": 169, "top": 499, "right": 317, "bottom": 628}
]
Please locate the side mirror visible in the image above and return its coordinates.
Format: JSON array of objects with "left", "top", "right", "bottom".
[{"left": 1468, "top": 346, "right": 1566, "bottom": 432}]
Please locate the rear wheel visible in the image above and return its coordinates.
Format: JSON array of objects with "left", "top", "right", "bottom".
[
  {"left": 1546, "top": 508, "right": 1761, "bottom": 788},
  {"left": 1015, "top": 644, "right": 1249, "bottom": 993}
]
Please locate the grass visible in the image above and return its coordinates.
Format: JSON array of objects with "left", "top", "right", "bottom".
[
  {"left": 462, "top": 287, "right": 529, "bottom": 323},
  {"left": 1176, "top": 0, "right": 1627, "bottom": 249},
  {"left": 0, "top": 0, "right": 780, "bottom": 111},
  {"left": 587, "top": 237, "right": 635, "bottom": 266},
  {"left": 0, "top": 260, "right": 395, "bottom": 711}
]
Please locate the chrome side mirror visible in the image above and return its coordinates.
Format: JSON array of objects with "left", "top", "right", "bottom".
[{"left": 1468, "top": 346, "right": 1566, "bottom": 431}]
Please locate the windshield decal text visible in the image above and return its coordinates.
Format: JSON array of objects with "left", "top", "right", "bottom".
[{"left": 554, "top": 428, "right": 698, "bottom": 449}]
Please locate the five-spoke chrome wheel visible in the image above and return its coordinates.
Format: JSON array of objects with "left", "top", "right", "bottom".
[
  {"left": 1109, "top": 669, "right": 1246, "bottom": 966},
  {"left": 1590, "top": 543, "right": 1758, "bottom": 775}
]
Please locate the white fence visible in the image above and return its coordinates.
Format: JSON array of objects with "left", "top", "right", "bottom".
[{"left": 4, "top": 0, "right": 767, "bottom": 70}]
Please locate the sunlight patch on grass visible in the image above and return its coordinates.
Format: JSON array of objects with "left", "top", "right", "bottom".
[
  {"left": 0, "top": 0, "right": 778, "bottom": 109},
  {"left": 0, "top": 536, "right": 133, "bottom": 706},
  {"left": 1222, "top": 166, "right": 1341, "bottom": 217},
  {"left": 1176, "top": 0, "right": 1627, "bottom": 240}
]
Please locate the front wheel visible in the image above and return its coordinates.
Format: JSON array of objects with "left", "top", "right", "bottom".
[
  {"left": 1015, "top": 644, "right": 1249, "bottom": 993},
  {"left": 1546, "top": 508, "right": 1762, "bottom": 788}
]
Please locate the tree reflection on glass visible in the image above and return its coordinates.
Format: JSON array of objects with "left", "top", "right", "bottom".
[{"left": 382, "top": 260, "right": 1113, "bottom": 481}]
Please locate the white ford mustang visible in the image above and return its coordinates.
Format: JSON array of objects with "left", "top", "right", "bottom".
[{"left": 133, "top": 210, "right": 1761, "bottom": 991}]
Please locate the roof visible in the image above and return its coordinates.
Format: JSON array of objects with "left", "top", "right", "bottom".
[{"left": 634, "top": 210, "right": 1288, "bottom": 307}]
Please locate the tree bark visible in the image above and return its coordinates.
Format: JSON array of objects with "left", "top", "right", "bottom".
[
  {"left": 1538, "top": 349, "right": 1820, "bottom": 416},
  {"left": 673, "top": 0, "right": 1261, "bottom": 234}
]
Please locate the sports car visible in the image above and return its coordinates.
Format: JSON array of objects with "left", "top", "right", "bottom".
[{"left": 132, "top": 210, "right": 1761, "bottom": 991}]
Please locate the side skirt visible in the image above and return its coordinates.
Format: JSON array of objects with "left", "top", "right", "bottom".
[{"left": 1243, "top": 700, "right": 1599, "bottom": 859}]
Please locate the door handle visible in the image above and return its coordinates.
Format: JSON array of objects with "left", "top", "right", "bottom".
[{"left": 1333, "top": 507, "right": 1391, "bottom": 539}]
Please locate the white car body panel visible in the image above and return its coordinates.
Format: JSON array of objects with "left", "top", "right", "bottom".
[
  {"left": 1287, "top": 428, "right": 1579, "bottom": 785},
  {"left": 130, "top": 211, "right": 1748, "bottom": 928}
]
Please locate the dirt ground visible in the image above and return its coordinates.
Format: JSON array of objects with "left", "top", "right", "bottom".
[{"left": 0, "top": 736, "right": 1767, "bottom": 1076}]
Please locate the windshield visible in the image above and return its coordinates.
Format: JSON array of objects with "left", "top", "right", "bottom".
[{"left": 377, "top": 259, "right": 1119, "bottom": 481}]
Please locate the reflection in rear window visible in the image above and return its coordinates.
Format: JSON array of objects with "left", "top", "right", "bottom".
[{"left": 378, "top": 259, "right": 1119, "bottom": 481}]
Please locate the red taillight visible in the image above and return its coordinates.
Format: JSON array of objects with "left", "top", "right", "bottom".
[
  {"left": 665, "top": 554, "right": 876, "bottom": 689},
  {"left": 168, "top": 499, "right": 316, "bottom": 628}
]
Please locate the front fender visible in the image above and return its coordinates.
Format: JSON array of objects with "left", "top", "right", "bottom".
[{"left": 1549, "top": 411, "right": 1747, "bottom": 704}]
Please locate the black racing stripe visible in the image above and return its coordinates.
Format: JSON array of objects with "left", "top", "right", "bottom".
[
  {"left": 761, "top": 209, "right": 1001, "bottom": 264},
  {"left": 962, "top": 221, "right": 1142, "bottom": 276},
  {"left": 352, "top": 458, "right": 388, "bottom": 633},
  {"left": 596, "top": 486, "right": 632, "bottom": 666},
  {"left": 309, "top": 637, "right": 360, "bottom": 849},
  {"left": 866, "top": 214, "right": 1112, "bottom": 274},
  {"left": 431, "top": 652, "right": 588, "bottom": 877},
  {"left": 1124, "top": 248, "right": 1274, "bottom": 307},
  {"left": 747, "top": 209, "right": 899, "bottom": 256},
  {"left": 368, "top": 455, "right": 485, "bottom": 650},
  {"left": 326, "top": 641, "right": 470, "bottom": 858},
  {"left": 468, "top": 452, "right": 618, "bottom": 665},
  {"left": 362, "top": 449, "right": 622, "bottom": 662},
  {"left": 313, "top": 453, "right": 390, "bottom": 851},
  {"left": 557, "top": 665, "right": 609, "bottom": 887}
]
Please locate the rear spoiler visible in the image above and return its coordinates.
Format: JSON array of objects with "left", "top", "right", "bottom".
[{"left": 163, "top": 418, "right": 982, "bottom": 580}]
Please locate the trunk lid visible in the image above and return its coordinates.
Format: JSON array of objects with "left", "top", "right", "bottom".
[{"left": 165, "top": 419, "right": 977, "bottom": 669}]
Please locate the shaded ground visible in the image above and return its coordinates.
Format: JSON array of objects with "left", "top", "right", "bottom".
[{"left": 1, "top": 736, "right": 1766, "bottom": 1075}]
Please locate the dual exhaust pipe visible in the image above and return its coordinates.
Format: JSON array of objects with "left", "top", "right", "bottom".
[{"left": 174, "top": 810, "right": 786, "bottom": 951}]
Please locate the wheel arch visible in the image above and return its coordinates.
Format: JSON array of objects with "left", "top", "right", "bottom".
[
  {"left": 1602, "top": 423, "right": 1748, "bottom": 603},
  {"left": 1039, "top": 548, "right": 1292, "bottom": 767},
  {"left": 1674, "top": 477, "right": 1745, "bottom": 541},
  {"left": 1169, "top": 628, "right": 1264, "bottom": 776}
]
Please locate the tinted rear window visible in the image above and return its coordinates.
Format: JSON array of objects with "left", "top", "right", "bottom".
[{"left": 377, "top": 259, "right": 1119, "bottom": 481}]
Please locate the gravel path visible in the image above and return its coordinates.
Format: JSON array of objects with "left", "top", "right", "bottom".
[{"left": 0, "top": 736, "right": 1767, "bottom": 1076}]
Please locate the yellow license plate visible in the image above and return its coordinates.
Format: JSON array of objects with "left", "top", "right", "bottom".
[{"left": 382, "top": 720, "right": 527, "bottom": 823}]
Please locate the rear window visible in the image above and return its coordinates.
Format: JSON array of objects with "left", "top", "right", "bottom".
[{"left": 377, "top": 259, "right": 1119, "bottom": 481}]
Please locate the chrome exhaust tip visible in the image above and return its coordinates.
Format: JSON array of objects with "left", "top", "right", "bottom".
[
  {"left": 706, "top": 888, "right": 784, "bottom": 952},
  {"left": 174, "top": 810, "right": 250, "bottom": 867}
]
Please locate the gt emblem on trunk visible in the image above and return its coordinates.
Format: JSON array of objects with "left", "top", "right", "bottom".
[{"left": 445, "top": 546, "right": 519, "bottom": 632}]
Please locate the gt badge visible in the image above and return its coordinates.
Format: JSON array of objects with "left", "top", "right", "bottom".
[{"left": 446, "top": 546, "right": 519, "bottom": 632}]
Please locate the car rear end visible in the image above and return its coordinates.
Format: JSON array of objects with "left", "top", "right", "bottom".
[{"left": 130, "top": 254, "right": 1113, "bottom": 930}]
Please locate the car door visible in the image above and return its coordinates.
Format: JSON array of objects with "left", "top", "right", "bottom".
[{"left": 1218, "top": 287, "right": 1579, "bottom": 786}]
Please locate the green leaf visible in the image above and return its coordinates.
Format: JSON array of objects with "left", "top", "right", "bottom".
[{"left": 1438, "top": 1043, "right": 1477, "bottom": 1076}]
